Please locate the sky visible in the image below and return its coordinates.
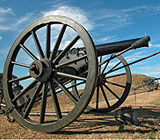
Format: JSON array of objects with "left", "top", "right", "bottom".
[{"left": 0, "top": 0, "right": 160, "bottom": 78}]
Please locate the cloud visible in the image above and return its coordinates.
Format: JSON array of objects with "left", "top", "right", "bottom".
[
  {"left": 141, "top": 66, "right": 160, "bottom": 76},
  {"left": 0, "top": 13, "right": 36, "bottom": 32},
  {"left": 0, "top": 7, "right": 36, "bottom": 32},
  {"left": 125, "top": 51, "right": 147, "bottom": 62},
  {"left": 149, "top": 43, "right": 160, "bottom": 48},
  {"left": 15, "top": 14, "right": 33, "bottom": 26},
  {"left": 1, "top": 5, "right": 93, "bottom": 64},
  {"left": 94, "top": 5, "right": 160, "bottom": 31},
  {"left": 0, "top": 7, "right": 14, "bottom": 15},
  {"left": 13, "top": 13, "right": 36, "bottom": 31},
  {"left": 39, "top": 5, "right": 95, "bottom": 50},
  {"left": 146, "top": 71, "right": 160, "bottom": 75},
  {"left": 0, "top": 5, "right": 94, "bottom": 65},
  {"left": 0, "top": 7, "right": 16, "bottom": 31},
  {"left": 41, "top": 5, "right": 94, "bottom": 31},
  {"left": 96, "top": 36, "right": 118, "bottom": 44},
  {"left": 94, "top": 8, "right": 133, "bottom": 31},
  {"left": 0, "top": 5, "right": 94, "bottom": 35}
]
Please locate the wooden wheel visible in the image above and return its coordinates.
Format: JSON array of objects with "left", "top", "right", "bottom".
[
  {"left": 92, "top": 55, "right": 131, "bottom": 112},
  {"left": 3, "top": 16, "right": 98, "bottom": 132},
  {"left": 72, "top": 54, "right": 131, "bottom": 112}
]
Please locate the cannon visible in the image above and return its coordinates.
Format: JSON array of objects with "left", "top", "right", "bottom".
[
  {"left": 132, "top": 76, "right": 159, "bottom": 92},
  {"left": 142, "top": 77, "right": 159, "bottom": 91},
  {"left": 3, "top": 16, "right": 152, "bottom": 132}
]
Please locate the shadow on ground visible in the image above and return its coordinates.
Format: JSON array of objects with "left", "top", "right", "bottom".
[{"left": 54, "top": 105, "right": 160, "bottom": 135}]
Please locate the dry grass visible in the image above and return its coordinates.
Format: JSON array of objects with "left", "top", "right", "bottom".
[{"left": 0, "top": 74, "right": 160, "bottom": 139}]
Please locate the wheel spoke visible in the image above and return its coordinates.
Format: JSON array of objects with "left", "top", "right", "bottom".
[
  {"left": 105, "top": 73, "right": 126, "bottom": 79},
  {"left": 50, "top": 24, "right": 67, "bottom": 61},
  {"left": 100, "top": 84, "right": 110, "bottom": 108},
  {"left": 99, "top": 54, "right": 116, "bottom": 66},
  {"left": 23, "top": 82, "right": 43, "bottom": 118},
  {"left": 96, "top": 85, "right": 100, "bottom": 109},
  {"left": 19, "top": 44, "right": 38, "bottom": 61},
  {"left": 9, "top": 75, "right": 31, "bottom": 83},
  {"left": 98, "top": 56, "right": 102, "bottom": 73},
  {"left": 57, "top": 81, "right": 85, "bottom": 94},
  {"left": 103, "top": 83, "right": 120, "bottom": 100},
  {"left": 49, "top": 81, "right": 62, "bottom": 120},
  {"left": 31, "top": 30, "right": 45, "bottom": 59},
  {"left": 71, "top": 81, "right": 85, "bottom": 89},
  {"left": 71, "top": 80, "right": 85, "bottom": 100},
  {"left": 55, "top": 55, "right": 87, "bottom": 68},
  {"left": 54, "top": 78, "right": 78, "bottom": 104},
  {"left": 40, "top": 83, "right": 48, "bottom": 123},
  {"left": 106, "top": 81, "right": 126, "bottom": 88},
  {"left": 57, "top": 72, "right": 87, "bottom": 81},
  {"left": 12, "top": 80, "right": 38, "bottom": 102},
  {"left": 101, "top": 54, "right": 113, "bottom": 73},
  {"left": 11, "top": 61, "right": 30, "bottom": 68},
  {"left": 46, "top": 24, "right": 51, "bottom": 58},
  {"left": 109, "top": 64, "right": 129, "bottom": 73},
  {"left": 104, "top": 61, "right": 121, "bottom": 75},
  {"left": 72, "top": 85, "right": 80, "bottom": 100},
  {"left": 53, "top": 35, "right": 80, "bottom": 63}
]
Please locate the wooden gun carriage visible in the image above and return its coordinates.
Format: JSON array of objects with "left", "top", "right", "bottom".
[{"left": 2, "top": 16, "right": 159, "bottom": 132}]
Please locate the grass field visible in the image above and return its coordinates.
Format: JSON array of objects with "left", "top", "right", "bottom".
[{"left": 0, "top": 74, "right": 159, "bottom": 139}]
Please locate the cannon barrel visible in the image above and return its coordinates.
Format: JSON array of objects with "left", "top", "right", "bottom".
[{"left": 95, "top": 36, "right": 150, "bottom": 56}]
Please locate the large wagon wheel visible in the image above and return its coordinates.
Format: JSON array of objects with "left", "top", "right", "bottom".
[
  {"left": 72, "top": 54, "right": 131, "bottom": 112},
  {"left": 91, "top": 55, "right": 131, "bottom": 112},
  {"left": 3, "top": 16, "right": 98, "bottom": 132}
]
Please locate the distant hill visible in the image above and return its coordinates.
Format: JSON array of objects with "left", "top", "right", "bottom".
[
  {"left": 0, "top": 73, "right": 151, "bottom": 106},
  {"left": 56, "top": 73, "right": 151, "bottom": 106}
]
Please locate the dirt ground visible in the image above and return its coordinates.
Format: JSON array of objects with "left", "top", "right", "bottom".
[{"left": 0, "top": 89, "right": 160, "bottom": 139}]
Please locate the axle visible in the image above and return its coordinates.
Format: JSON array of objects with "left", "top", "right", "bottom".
[{"left": 95, "top": 36, "right": 150, "bottom": 56}]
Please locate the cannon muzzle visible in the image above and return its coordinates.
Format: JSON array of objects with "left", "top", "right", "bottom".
[{"left": 96, "top": 36, "right": 150, "bottom": 56}]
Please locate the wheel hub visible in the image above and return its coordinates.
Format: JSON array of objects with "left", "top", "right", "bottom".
[
  {"left": 29, "top": 59, "right": 52, "bottom": 82},
  {"left": 97, "top": 74, "right": 106, "bottom": 85}
]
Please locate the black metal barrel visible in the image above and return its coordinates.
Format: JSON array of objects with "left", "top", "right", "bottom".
[{"left": 95, "top": 36, "right": 150, "bottom": 56}]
